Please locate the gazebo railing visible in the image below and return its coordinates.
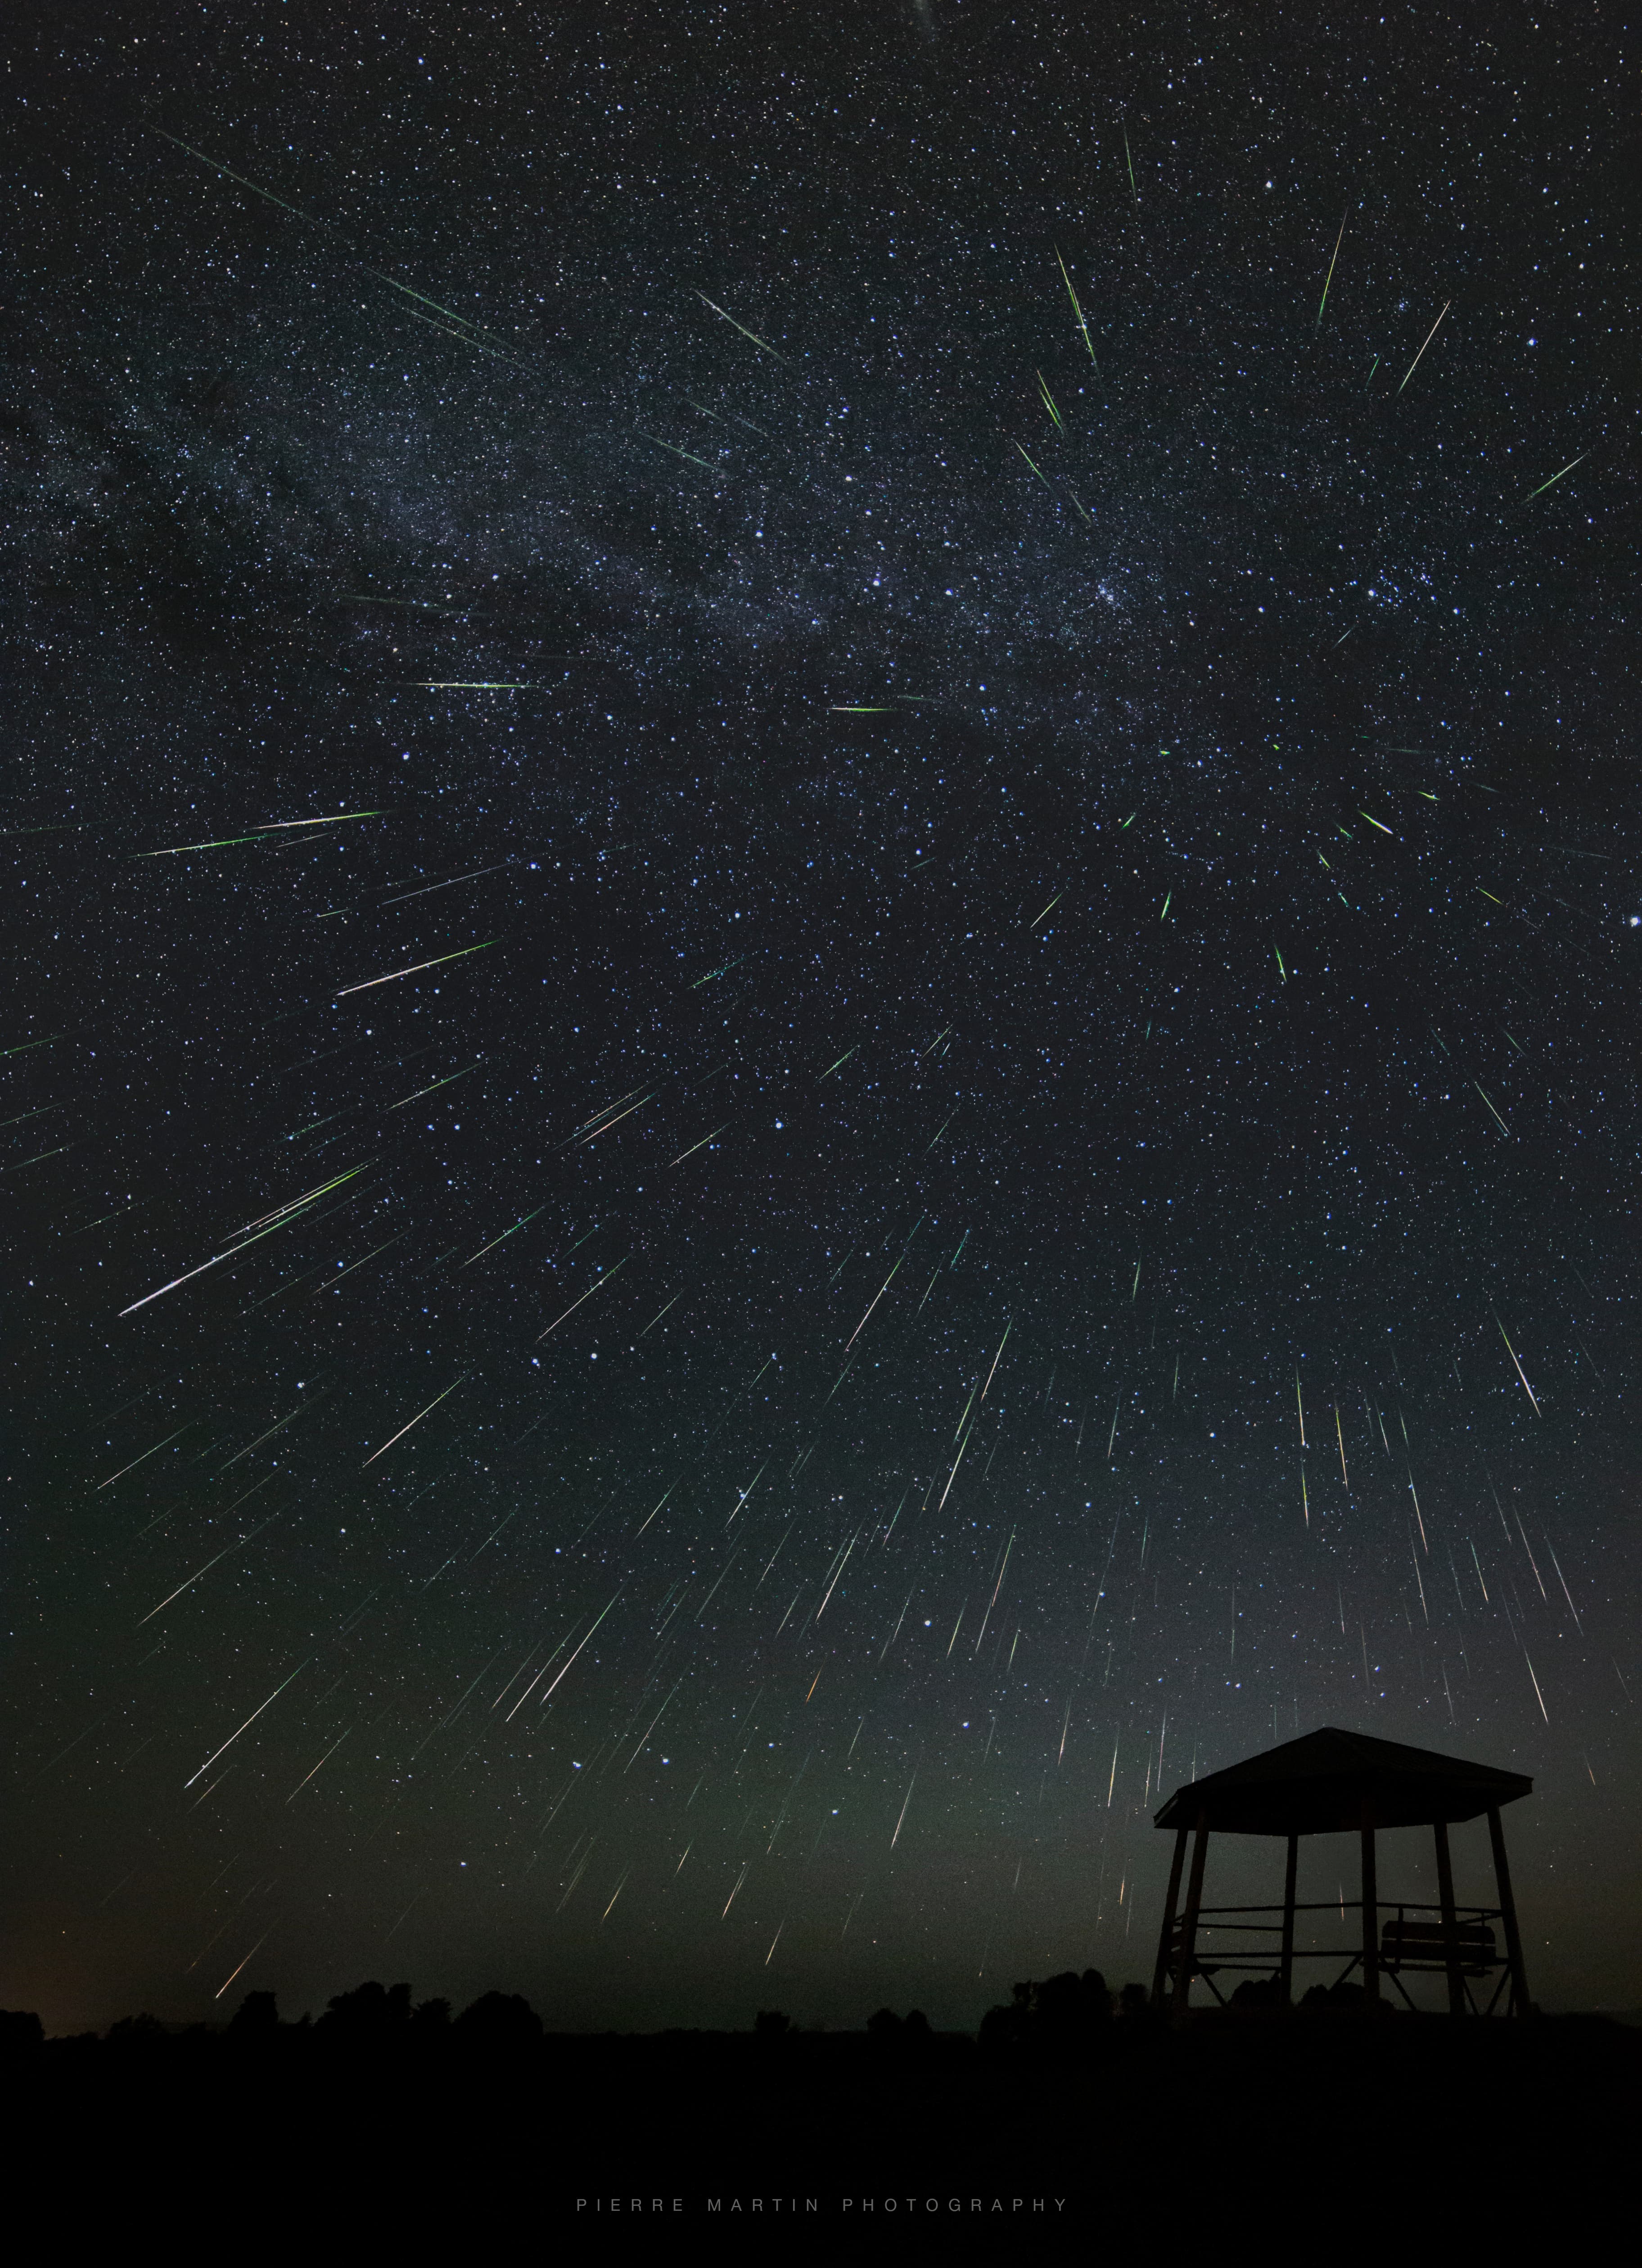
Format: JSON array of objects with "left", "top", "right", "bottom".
[{"left": 1163, "top": 1899, "right": 1512, "bottom": 2015}]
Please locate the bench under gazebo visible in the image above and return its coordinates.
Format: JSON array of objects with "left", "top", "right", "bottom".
[{"left": 1149, "top": 1727, "right": 1533, "bottom": 2016}]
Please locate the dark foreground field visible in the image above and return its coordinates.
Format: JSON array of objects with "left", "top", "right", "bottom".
[{"left": 5, "top": 2003, "right": 1634, "bottom": 2255}]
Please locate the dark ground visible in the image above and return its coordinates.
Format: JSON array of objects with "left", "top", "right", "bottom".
[{"left": 6, "top": 2009, "right": 1634, "bottom": 2256}]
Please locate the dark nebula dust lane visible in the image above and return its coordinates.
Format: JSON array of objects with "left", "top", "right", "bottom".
[{"left": 4, "top": 5, "right": 1639, "bottom": 2032}]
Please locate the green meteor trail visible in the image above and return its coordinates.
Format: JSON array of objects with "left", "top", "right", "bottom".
[
  {"left": 668, "top": 1123, "right": 729, "bottom": 1166},
  {"left": 1014, "top": 442, "right": 1051, "bottom": 486},
  {"left": 149, "top": 128, "right": 520, "bottom": 360},
  {"left": 141, "top": 811, "right": 382, "bottom": 855},
  {"left": 1037, "top": 370, "right": 1064, "bottom": 431},
  {"left": 537, "top": 1258, "right": 628, "bottom": 1340},
  {"left": 334, "top": 939, "right": 498, "bottom": 997},
  {"left": 1525, "top": 450, "right": 1591, "bottom": 500},
  {"left": 463, "top": 1206, "right": 547, "bottom": 1266},
  {"left": 4, "top": 1144, "right": 70, "bottom": 1172},
  {"left": 1316, "top": 212, "right": 1348, "bottom": 328},
  {"left": 1055, "top": 248, "right": 1097, "bottom": 362},
  {"left": 389, "top": 1062, "right": 482, "bottom": 1108},
  {"left": 119, "top": 1163, "right": 374, "bottom": 1315},
  {"left": 695, "top": 292, "right": 789, "bottom": 363},
  {"left": 636, "top": 429, "right": 718, "bottom": 472},
  {"left": 1475, "top": 1082, "right": 1511, "bottom": 1137},
  {"left": 533, "top": 1270, "right": 630, "bottom": 1333}
]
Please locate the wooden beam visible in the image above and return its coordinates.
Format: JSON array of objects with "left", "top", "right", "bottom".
[
  {"left": 1151, "top": 1824, "right": 1189, "bottom": 2010},
  {"left": 1278, "top": 1831, "right": 1299, "bottom": 2005},
  {"left": 1487, "top": 1804, "right": 1531, "bottom": 2016},
  {"left": 1171, "top": 1811, "right": 1210, "bottom": 2018},
  {"left": 1433, "top": 1819, "right": 1465, "bottom": 2017},
  {"left": 1360, "top": 1803, "right": 1379, "bottom": 2004}
]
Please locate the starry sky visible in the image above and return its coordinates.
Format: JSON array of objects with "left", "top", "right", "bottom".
[{"left": 5, "top": 3, "right": 1641, "bottom": 2032}]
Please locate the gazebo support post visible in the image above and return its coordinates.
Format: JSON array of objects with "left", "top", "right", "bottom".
[
  {"left": 1433, "top": 1819, "right": 1465, "bottom": 2017},
  {"left": 1487, "top": 1804, "right": 1531, "bottom": 2016},
  {"left": 1360, "top": 1805, "right": 1380, "bottom": 2004},
  {"left": 1171, "top": 1811, "right": 1210, "bottom": 2019},
  {"left": 1278, "top": 1831, "right": 1298, "bottom": 2005},
  {"left": 1150, "top": 1825, "right": 1189, "bottom": 2010}
]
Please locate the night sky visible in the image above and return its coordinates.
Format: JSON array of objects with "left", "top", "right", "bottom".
[{"left": 6, "top": 4, "right": 1641, "bottom": 2033}]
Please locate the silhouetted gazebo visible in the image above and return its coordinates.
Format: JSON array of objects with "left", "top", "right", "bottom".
[{"left": 1150, "top": 1728, "right": 1533, "bottom": 2017}]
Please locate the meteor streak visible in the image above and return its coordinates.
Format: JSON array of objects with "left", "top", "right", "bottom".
[
  {"left": 1525, "top": 449, "right": 1591, "bottom": 500},
  {"left": 119, "top": 1165, "right": 373, "bottom": 1315},
  {"left": 335, "top": 939, "right": 497, "bottom": 995},
  {"left": 1494, "top": 1313, "right": 1542, "bottom": 1414},
  {"left": 1316, "top": 212, "right": 1348, "bottom": 327},
  {"left": 185, "top": 1659, "right": 309, "bottom": 1788},
  {"left": 1055, "top": 248, "right": 1096, "bottom": 362},
  {"left": 362, "top": 1374, "right": 468, "bottom": 1465},
  {"left": 1396, "top": 300, "right": 1450, "bottom": 394},
  {"left": 695, "top": 292, "right": 788, "bottom": 362}
]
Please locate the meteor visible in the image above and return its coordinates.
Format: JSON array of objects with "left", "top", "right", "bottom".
[
  {"left": 695, "top": 292, "right": 789, "bottom": 362},
  {"left": 1316, "top": 212, "right": 1348, "bottom": 327},
  {"left": 1055, "top": 248, "right": 1096, "bottom": 362},
  {"left": 1396, "top": 300, "right": 1450, "bottom": 394},
  {"left": 334, "top": 939, "right": 497, "bottom": 995},
  {"left": 1494, "top": 1312, "right": 1541, "bottom": 1414},
  {"left": 119, "top": 1165, "right": 373, "bottom": 1315},
  {"left": 1525, "top": 449, "right": 1591, "bottom": 500},
  {"left": 537, "top": 1256, "right": 628, "bottom": 1337},
  {"left": 185, "top": 1658, "right": 309, "bottom": 1788},
  {"left": 636, "top": 429, "right": 717, "bottom": 472},
  {"left": 362, "top": 1374, "right": 469, "bottom": 1465}
]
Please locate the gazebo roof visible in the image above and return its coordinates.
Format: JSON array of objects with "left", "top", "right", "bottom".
[{"left": 1154, "top": 1726, "right": 1532, "bottom": 1837}]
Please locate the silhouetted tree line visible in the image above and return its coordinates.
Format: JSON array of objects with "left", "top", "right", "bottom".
[
  {"left": 0, "top": 1970, "right": 1173, "bottom": 2061},
  {"left": 977, "top": 1969, "right": 1160, "bottom": 2056},
  {"left": 0, "top": 1983, "right": 546, "bottom": 2058},
  {"left": 4, "top": 1977, "right": 1638, "bottom": 2067}
]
